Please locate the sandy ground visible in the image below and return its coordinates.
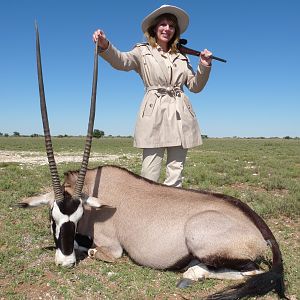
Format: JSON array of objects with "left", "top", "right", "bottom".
[{"left": 0, "top": 150, "right": 121, "bottom": 165}]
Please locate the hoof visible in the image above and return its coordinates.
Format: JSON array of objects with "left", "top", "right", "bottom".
[
  {"left": 176, "top": 278, "right": 194, "bottom": 288},
  {"left": 88, "top": 248, "right": 97, "bottom": 258},
  {"left": 88, "top": 247, "right": 116, "bottom": 263}
]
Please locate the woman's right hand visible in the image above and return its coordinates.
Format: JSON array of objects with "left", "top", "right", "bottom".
[{"left": 93, "top": 29, "right": 109, "bottom": 50}]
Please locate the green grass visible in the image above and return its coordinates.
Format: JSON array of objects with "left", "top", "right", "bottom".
[
  {"left": 0, "top": 136, "right": 140, "bottom": 154},
  {"left": 0, "top": 137, "right": 299, "bottom": 299}
]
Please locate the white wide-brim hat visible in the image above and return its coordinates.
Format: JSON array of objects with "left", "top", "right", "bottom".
[{"left": 141, "top": 5, "right": 189, "bottom": 34}]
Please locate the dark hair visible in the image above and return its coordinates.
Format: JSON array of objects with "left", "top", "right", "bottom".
[{"left": 145, "top": 13, "right": 180, "bottom": 53}]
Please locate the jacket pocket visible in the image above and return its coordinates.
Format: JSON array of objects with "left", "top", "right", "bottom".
[
  {"left": 142, "top": 96, "right": 157, "bottom": 117},
  {"left": 183, "top": 97, "right": 196, "bottom": 118}
]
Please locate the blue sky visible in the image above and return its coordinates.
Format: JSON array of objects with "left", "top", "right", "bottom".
[{"left": 0, "top": 0, "right": 299, "bottom": 138}]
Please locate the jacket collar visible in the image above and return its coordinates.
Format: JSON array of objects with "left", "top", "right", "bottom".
[{"left": 156, "top": 44, "right": 187, "bottom": 62}]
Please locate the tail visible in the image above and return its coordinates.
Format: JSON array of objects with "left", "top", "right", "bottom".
[
  {"left": 206, "top": 258, "right": 286, "bottom": 299},
  {"left": 206, "top": 194, "right": 287, "bottom": 299}
]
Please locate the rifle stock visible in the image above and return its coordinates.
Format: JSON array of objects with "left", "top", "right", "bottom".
[{"left": 177, "top": 39, "right": 227, "bottom": 63}]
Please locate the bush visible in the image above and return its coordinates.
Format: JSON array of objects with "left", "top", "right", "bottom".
[{"left": 93, "top": 129, "right": 105, "bottom": 139}]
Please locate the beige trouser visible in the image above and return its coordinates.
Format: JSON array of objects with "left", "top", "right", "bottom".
[{"left": 141, "top": 146, "right": 188, "bottom": 187}]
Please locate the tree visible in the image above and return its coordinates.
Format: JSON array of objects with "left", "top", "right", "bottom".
[
  {"left": 93, "top": 129, "right": 105, "bottom": 139},
  {"left": 13, "top": 132, "right": 20, "bottom": 136}
]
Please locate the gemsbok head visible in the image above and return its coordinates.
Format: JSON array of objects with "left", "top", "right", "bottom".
[{"left": 22, "top": 23, "right": 102, "bottom": 267}]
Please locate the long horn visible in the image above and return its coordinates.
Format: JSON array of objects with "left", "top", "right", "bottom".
[
  {"left": 35, "top": 22, "right": 64, "bottom": 202},
  {"left": 73, "top": 43, "right": 98, "bottom": 199}
]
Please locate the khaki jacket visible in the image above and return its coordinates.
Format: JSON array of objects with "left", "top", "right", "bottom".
[{"left": 99, "top": 42, "right": 211, "bottom": 149}]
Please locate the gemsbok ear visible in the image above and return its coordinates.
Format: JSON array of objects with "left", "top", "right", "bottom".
[{"left": 18, "top": 191, "right": 54, "bottom": 208}]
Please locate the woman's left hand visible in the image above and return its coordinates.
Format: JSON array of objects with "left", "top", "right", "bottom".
[{"left": 200, "top": 49, "right": 212, "bottom": 66}]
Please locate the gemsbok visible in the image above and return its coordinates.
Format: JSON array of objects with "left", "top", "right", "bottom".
[{"left": 19, "top": 24, "right": 287, "bottom": 299}]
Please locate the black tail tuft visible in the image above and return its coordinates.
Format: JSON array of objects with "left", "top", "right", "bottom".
[{"left": 205, "top": 265, "right": 286, "bottom": 300}]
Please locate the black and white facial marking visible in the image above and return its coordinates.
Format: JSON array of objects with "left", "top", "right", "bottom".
[
  {"left": 51, "top": 196, "right": 83, "bottom": 267},
  {"left": 74, "top": 233, "right": 93, "bottom": 252}
]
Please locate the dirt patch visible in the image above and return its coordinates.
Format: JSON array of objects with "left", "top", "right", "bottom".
[{"left": 0, "top": 150, "right": 122, "bottom": 165}]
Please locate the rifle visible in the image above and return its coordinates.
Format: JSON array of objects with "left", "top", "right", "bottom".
[{"left": 177, "top": 39, "right": 227, "bottom": 63}]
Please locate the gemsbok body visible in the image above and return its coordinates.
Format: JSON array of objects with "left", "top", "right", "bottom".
[{"left": 19, "top": 24, "right": 287, "bottom": 300}]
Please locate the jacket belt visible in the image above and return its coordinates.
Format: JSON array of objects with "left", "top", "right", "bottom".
[{"left": 146, "top": 85, "right": 183, "bottom": 97}]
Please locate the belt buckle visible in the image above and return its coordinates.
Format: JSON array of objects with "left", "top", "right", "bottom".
[{"left": 166, "top": 87, "right": 175, "bottom": 97}]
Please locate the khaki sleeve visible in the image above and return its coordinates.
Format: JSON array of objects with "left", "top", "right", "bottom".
[
  {"left": 99, "top": 42, "right": 140, "bottom": 72},
  {"left": 185, "top": 62, "right": 211, "bottom": 93}
]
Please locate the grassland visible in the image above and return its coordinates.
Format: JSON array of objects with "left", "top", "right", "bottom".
[{"left": 0, "top": 137, "right": 299, "bottom": 299}]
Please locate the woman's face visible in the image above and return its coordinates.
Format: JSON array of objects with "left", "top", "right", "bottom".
[{"left": 155, "top": 18, "right": 176, "bottom": 46}]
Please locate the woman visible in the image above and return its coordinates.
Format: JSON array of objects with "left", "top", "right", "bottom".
[{"left": 93, "top": 5, "right": 212, "bottom": 187}]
